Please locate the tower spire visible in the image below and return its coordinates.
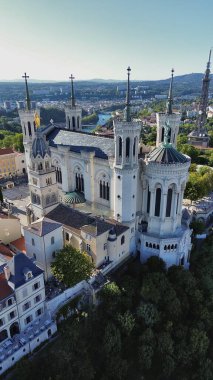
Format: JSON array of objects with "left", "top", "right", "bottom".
[
  {"left": 125, "top": 66, "right": 131, "bottom": 122},
  {"left": 69, "top": 74, "right": 75, "bottom": 107},
  {"left": 196, "top": 49, "right": 211, "bottom": 130},
  {"left": 22, "top": 72, "right": 31, "bottom": 111},
  {"left": 166, "top": 68, "right": 174, "bottom": 115}
]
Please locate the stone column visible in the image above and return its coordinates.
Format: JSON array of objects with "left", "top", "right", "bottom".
[
  {"left": 149, "top": 188, "right": 155, "bottom": 217},
  {"left": 161, "top": 192, "right": 167, "bottom": 221},
  {"left": 142, "top": 181, "right": 148, "bottom": 214}
]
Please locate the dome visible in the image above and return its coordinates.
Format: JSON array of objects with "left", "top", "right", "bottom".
[
  {"left": 32, "top": 134, "right": 51, "bottom": 159},
  {"left": 147, "top": 144, "right": 189, "bottom": 164},
  {"left": 63, "top": 191, "right": 85, "bottom": 205}
]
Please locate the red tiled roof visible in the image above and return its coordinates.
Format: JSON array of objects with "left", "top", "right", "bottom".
[
  {"left": 0, "top": 148, "right": 14, "bottom": 156},
  {"left": 0, "top": 244, "right": 14, "bottom": 261},
  {"left": 10, "top": 237, "right": 26, "bottom": 254},
  {"left": 0, "top": 273, "right": 13, "bottom": 301}
]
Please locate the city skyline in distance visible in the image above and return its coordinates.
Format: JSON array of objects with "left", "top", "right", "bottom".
[{"left": 0, "top": 0, "right": 213, "bottom": 81}]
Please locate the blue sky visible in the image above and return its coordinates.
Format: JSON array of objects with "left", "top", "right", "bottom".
[{"left": 0, "top": 0, "right": 212, "bottom": 80}]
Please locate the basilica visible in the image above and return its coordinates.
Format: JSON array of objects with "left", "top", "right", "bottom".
[{"left": 19, "top": 68, "right": 192, "bottom": 271}]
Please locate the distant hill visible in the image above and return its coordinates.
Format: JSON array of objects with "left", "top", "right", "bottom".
[{"left": 0, "top": 73, "right": 212, "bottom": 99}]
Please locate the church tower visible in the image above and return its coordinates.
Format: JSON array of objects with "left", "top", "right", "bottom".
[
  {"left": 26, "top": 133, "right": 59, "bottom": 222},
  {"left": 139, "top": 121, "right": 191, "bottom": 268},
  {"left": 64, "top": 74, "right": 82, "bottom": 130},
  {"left": 18, "top": 73, "right": 40, "bottom": 172},
  {"left": 113, "top": 67, "right": 141, "bottom": 230},
  {"left": 156, "top": 69, "right": 181, "bottom": 148},
  {"left": 188, "top": 50, "right": 211, "bottom": 147}
]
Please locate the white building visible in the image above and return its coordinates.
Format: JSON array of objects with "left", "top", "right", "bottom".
[
  {"left": 19, "top": 68, "right": 192, "bottom": 270},
  {"left": 0, "top": 253, "right": 57, "bottom": 375},
  {"left": 24, "top": 217, "right": 63, "bottom": 280}
]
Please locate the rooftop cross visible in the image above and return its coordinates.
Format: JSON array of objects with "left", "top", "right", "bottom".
[
  {"left": 69, "top": 74, "right": 75, "bottom": 107},
  {"left": 22, "top": 72, "right": 31, "bottom": 111},
  {"left": 166, "top": 68, "right": 174, "bottom": 115},
  {"left": 125, "top": 66, "right": 131, "bottom": 122}
]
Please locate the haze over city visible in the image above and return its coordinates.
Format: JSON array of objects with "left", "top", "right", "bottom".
[{"left": 0, "top": 0, "right": 213, "bottom": 81}]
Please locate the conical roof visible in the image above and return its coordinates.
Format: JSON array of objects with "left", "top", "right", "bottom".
[
  {"left": 32, "top": 133, "right": 51, "bottom": 158},
  {"left": 147, "top": 144, "right": 189, "bottom": 164}
]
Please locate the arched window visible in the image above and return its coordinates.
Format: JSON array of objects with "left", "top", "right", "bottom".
[
  {"left": 168, "top": 128, "right": 171, "bottom": 143},
  {"left": 51, "top": 194, "right": 56, "bottom": 203},
  {"left": 38, "top": 163, "right": 43, "bottom": 170},
  {"left": 72, "top": 116, "right": 76, "bottom": 129},
  {"left": 76, "top": 173, "right": 84, "bottom": 192},
  {"left": 45, "top": 161, "right": 49, "bottom": 170},
  {"left": 118, "top": 137, "right": 122, "bottom": 157},
  {"left": 28, "top": 122, "right": 32, "bottom": 136},
  {"left": 10, "top": 322, "right": 20, "bottom": 338},
  {"left": 77, "top": 116, "right": 80, "bottom": 129},
  {"left": 161, "top": 127, "right": 164, "bottom": 142},
  {"left": 80, "top": 174, "right": 84, "bottom": 192},
  {"left": 149, "top": 243, "right": 152, "bottom": 248},
  {"left": 56, "top": 167, "right": 62, "bottom": 184},
  {"left": 99, "top": 180, "right": 110, "bottom": 201},
  {"left": 147, "top": 186, "right": 151, "bottom": 213},
  {"left": 23, "top": 124, "right": 26, "bottom": 135},
  {"left": 0, "top": 329, "right": 8, "bottom": 343},
  {"left": 121, "top": 235, "right": 125, "bottom": 245},
  {"left": 126, "top": 137, "right": 130, "bottom": 157},
  {"left": 68, "top": 118, "right": 70, "bottom": 129},
  {"left": 33, "top": 121, "right": 36, "bottom": 132},
  {"left": 106, "top": 183, "right": 109, "bottom": 201},
  {"left": 146, "top": 242, "right": 148, "bottom": 247},
  {"left": 166, "top": 188, "right": 173, "bottom": 217},
  {"left": 100, "top": 180, "right": 103, "bottom": 198},
  {"left": 155, "top": 187, "right": 161, "bottom": 217}
]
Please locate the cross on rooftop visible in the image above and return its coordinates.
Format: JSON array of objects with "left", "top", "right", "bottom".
[
  {"left": 69, "top": 74, "right": 75, "bottom": 107},
  {"left": 22, "top": 72, "right": 31, "bottom": 111}
]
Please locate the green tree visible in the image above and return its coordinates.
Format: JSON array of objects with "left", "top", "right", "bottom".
[
  {"left": 190, "top": 220, "right": 205, "bottom": 235},
  {"left": 103, "top": 322, "right": 121, "bottom": 356},
  {"left": 51, "top": 245, "right": 94, "bottom": 287},
  {"left": 137, "top": 302, "right": 160, "bottom": 326},
  {"left": 116, "top": 310, "right": 135, "bottom": 336},
  {"left": 179, "top": 144, "right": 199, "bottom": 162}
]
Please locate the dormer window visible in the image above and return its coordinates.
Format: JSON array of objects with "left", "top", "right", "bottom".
[
  {"left": 27, "top": 272, "right": 32, "bottom": 280},
  {"left": 23, "top": 267, "right": 33, "bottom": 281}
]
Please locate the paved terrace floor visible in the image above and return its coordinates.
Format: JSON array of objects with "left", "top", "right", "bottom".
[{"left": 2, "top": 184, "right": 30, "bottom": 227}]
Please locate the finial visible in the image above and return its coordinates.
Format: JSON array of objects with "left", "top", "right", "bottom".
[
  {"left": 22, "top": 72, "right": 31, "bottom": 111},
  {"left": 125, "top": 66, "right": 131, "bottom": 122},
  {"left": 166, "top": 68, "right": 174, "bottom": 115},
  {"left": 69, "top": 74, "right": 75, "bottom": 107},
  {"left": 163, "top": 120, "right": 171, "bottom": 146}
]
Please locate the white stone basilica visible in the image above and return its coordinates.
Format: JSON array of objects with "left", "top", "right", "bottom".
[{"left": 19, "top": 69, "right": 192, "bottom": 269}]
